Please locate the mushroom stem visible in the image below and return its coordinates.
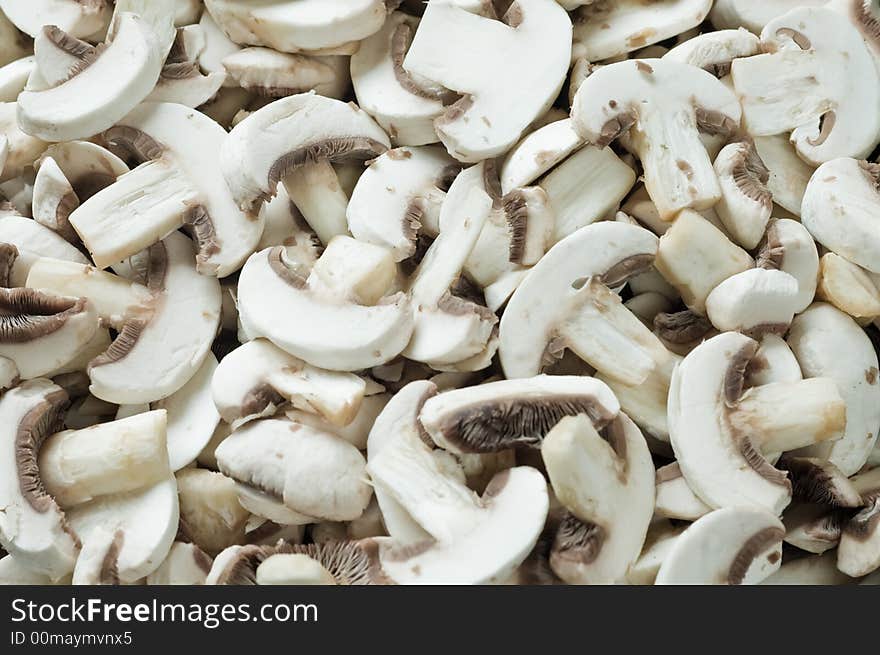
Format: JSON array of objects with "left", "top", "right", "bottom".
[
  {"left": 282, "top": 160, "right": 350, "bottom": 245},
  {"left": 39, "top": 409, "right": 171, "bottom": 508}
]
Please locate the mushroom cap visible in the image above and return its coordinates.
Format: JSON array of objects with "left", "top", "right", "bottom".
[
  {"left": 175, "top": 468, "right": 249, "bottom": 556},
  {"left": 757, "top": 218, "right": 819, "bottom": 313},
  {"left": 221, "top": 47, "right": 343, "bottom": 99},
  {"left": 704, "top": 268, "right": 800, "bottom": 336},
  {"left": 816, "top": 251, "right": 880, "bottom": 318},
  {"left": 0, "top": 0, "right": 111, "bottom": 39},
  {"left": 711, "top": 140, "right": 772, "bottom": 249},
  {"left": 255, "top": 552, "right": 336, "bottom": 585},
  {"left": 655, "top": 506, "right": 784, "bottom": 584},
  {"left": 838, "top": 496, "right": 880, "bottom": 577},
  {"left": 778, "top": 455, "right": 863, "bottom": 508}
]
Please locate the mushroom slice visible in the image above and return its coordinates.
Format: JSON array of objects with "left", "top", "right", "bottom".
[
  {"left": 0, "top": 0, "right": 111, "bottom": 38},
  {"left": 70, "top": 526, "right": 128, "bottom": 585},
  {"left": 762, "top": 553, "right": 854, "bottom": 585},
  {"left": 783, "top": 503, "right": 846, "bottom": 554},
  {"left": 838, "top": 495, "right": 880, "bottom": 577},
  {"left": 571, "top": 59, "right": 741, "bottom": 220},
  {"left": 705, "top": 268, "right": 800, "bottom": 337},
  {"left": 39, "top": 409, "right": 171, "bottom": 508},
  {"left": 663, "top": 28, "right": 761, "bottom": 77},
  {"left": 670, "top": 331, "right": 846, "bottom": 514},
  {"left": 284, "top": 391, "right": 389, "bottom": 452},
  {"left": 148, "top": 57, "right": 226, "bottom": 109},
  {"left": 176, "top": 468, "right": 249, "bottom": 556},
  {"left": 216, "top": 418, "right": 372, "bottom": 522},
  {"left": 0, "top": 379, "right": 78, "bottom": 580},
  {"left": 498, "top": 118, "right": 583, "bottom": 194},
  {"left": 0, "top": 354, "right": 17, "bottom": 391},
  {"left": 801, "top": 158, "right": 880, "bottom": 274},
  {"left": 816, "top": 252, "right": 880, "bottom": 318},
  {"left": 655, "top": 507, "right": 784, "bottom": 584},
  {"left": 571, "top": 0, "right": 712, "bottom": 62},
  {"left": 38, "top": 140, "right": 129, "bottom": 202},
  {"left": 625, "top": 521, "right": 685, "bottom": 585},
  {"left": 347, "top": 146, "right": 455, "bottom": 261},
  {"left": 197, "top": 8, "right": 240, "bottom": 79},
  {"left": 0, "top": 215, "right": 90, "bottom": 287},
  {"left": 203, "top": 0, "right": 386, "bottom": 52},
  {"left": 31, "top": 159, "right": 80, "bottom": 243},
  {"left": 0, "top": 11, "right": 30, "bottom": 69},
  {"left": 655, "top": 462, "right": 711, "bottom": 521},
  {"left": 0, "top": 56, "right": 33, "bottom": 102},
  {"left": 212, "top": 339, "right": 366, "bottom": 428},
  {"left": 65, "top": 477, "right": 179, "bottom": 582},
  {"left": 146, "top": 542, "right": 212, "bottom": 585},
  {"left": 350, "top": 11, "right": 445, "bottom": 147},
  {"left": 0, "top": 289, "right": 99, "bottom": 380},
  {"left": 711, "top": 141, "right": 772, "bottom": 249},
  {"left": 256, "top": 553, "right": 336, "bottom": 585},
  {"left": 88, "top": 231, "right": 221, "bottom": 404},
  {"left": 747, "top": 334, "right": 802, "bottom": 387},
  {"left": 419, "top": 375, "right": 620, "bottom": 454},
  {"left": 221, "top": 47, "right": 343, "bottom": 99},
  {"left": 542, "top": 412, "right": 654, "bottom": 584},
  {"left": 752, "top": 135, "right": 815, "bottom": 217},
  {"left": 500, "top": 221, "right": 661, "bottom": 380},
  {"left": 0, "top": 553, "right": 69, "bottom": 585},
  {"left": 402, "top": 0, "right": 572, "bottom": 162},
  {"left": 731, "top": 7, "right": 880, "bottom": 164},
  {"left": 16, "top": 8, "right": 176, "bottom": 142},
  {"left": 787, "top": 303, "right": 880, "bottom": 475},
  {"left": 31, "top": 25, "right": 93, "bottom": 90},
  {"left": 0, "top": 102, "right": 47, "bottom": 183},
  {"left": 777, "top": 456, "right": 863, "bottom": 508},
  {"left": 238, "top": 246, "right": 412, "bottom": 371},
  {"left": 367, "top": 424, "right": 548, "bottom": 584},
  {"left": 710, "top": 0, "right": 829, "bottom": 34},
  {"left": 756, "top": 218, "right": 820, "bottom": 313}
]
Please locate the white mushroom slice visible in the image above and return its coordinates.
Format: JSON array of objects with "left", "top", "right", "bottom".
[
  {"left": 0, "top": 354, "right": 17, "bottom": 391},
  {"left": 762, "top": 554, "right": 854, "bottom": 585},
  {"left": 0, "top": 380, "right": 78, "bottom": 580},
  {"left": 147, "top": 59, "right": 226, "bottom": 108},
  {"left": 39, "top": 409, "right": 170, "bottom": 508},
  {"left": 0, "top": 102, "right": 46, "bottom": 183},
  {"left": 0, "top": 10, "right": 30, "bottom": 68},
  {"left": 572, "top": 60, "right": 741, "bottom": 220},
  {"left": 626, "top": 521, "right": 685, "bottom": 585},
  {"left": 197, "top": 9, "right": 239, "bottom": 79},
  {"left": 256, "top": 553, "right": 336, "bottom": 585},
  {"left": 285, "top": 392, "right": 389, "bottom": 452},
  {"left": 655, "top": 507, "right": 784, "bottom": 584},
  {"left": 731, "top": 7, "right": 880, "bottom": 164},
  {"left": 816, "top": 252, "right": 880, "bottom": 318},
  {"left": 499, "top": 118, "right": 583, "bottom": 194},
  {"left": 255, "top": 186, "right": 321, "bottom": 261},
  {"left": 203, "top": 0, "right": 386, "bottom": 52},
  {"left": 351, "top": 11, "right": 445, "bottom": 147},
  {"left": 31, "top": 159, "right": 79, "bottom": 242},
  {"left": 347, "top": 146, "right": 455, "bottom": 261},
  {"left": 38, "top": 140, "right": 129, "bottom": 201},
  {"left": 17, "top": 9, "right": 176, "bottom": 142},
  {"left": 752, "top": 135, "right": 815, "bottom": 216},
  {"left": 756, "top": 218, "right": 820, "bottom": 313},
  {"left": 788, "top": 303, "right": 880, "bottom": 474},
  {"left": 712, "top": 141, "right": 772, "bottom": 249},
  {"left": 308, "top": 235, "right": 396, "bottom": 306},
  {"left": 705, "top": 268, "right": 800, "bottom": 336},
  {"left": 0, "top": 56, "right": 33, "bottom": 102},
  {"left": 420, "top": 375, "right": 619, "bottom": 454},
  {"left": 216, "top": 418, "right": 372, "bottom": 522},
  {"left": 663, "top": 28, "right": 761, "bottom": 77},
  {"left": 542, "top": 412, "right": 654, "bottom": 584},
  {"left": 402, "top": 0, "right": 572, "bottom": 162},
  {"left": 212, "top": 339, "right": 366, "bottom": 428},
  {"left": 46, "top": 327, "right": 111, "bottom": 378},
  {"left": 0, "top": 0, "right": 111, "bottom": 39},
  {"left": 71, "top": 526, "right": 127, "bottom": 585},
  {"left": 654, "top": 210, "right": 754, "bottom": 314},
  {"left": 176, "top": 468, "right": 249, "bottom": 555},
  {"left": 88, "top": 232, "right": 221, "bottom": 404},
  {"left": 747, "top": 334, "right": 802, "bottom": 387},
  {"left": 801, "top": 158, "right": 880, "bottom": 273},
  {"left": 710, "top": 0, "right": 828, "bottom": 34},
  {"left": 0, "top": 215, "right": 89, "bottom": 287},
  {"left": 838, "top": 495, "right": 880, "bottom": 577},
  {"left": 146, "top": 542, "right": 212, "bottom": 585},
  {"left": 222, "top": 47, "right": 342, "bottom": 98},
  {"left": 0, "top": 289, "right": 99, "bottom": 380},
  {"left": 783, "top": 503, "right": 845, "bottom": 553},
  {"left": 655, "top": 462, "right": 711, "bottom": 521},
  {"left": 778, "top": 455, "right": 863, "bottom": 508},
  {"left": 65, "top": 477, "right": 179, "bottom": 582},
  {"left": 670, "top": 331, "right": 846, "bottom": 514},
  {"left": 0, "top": 553, "right": 67, "bottom": 584},
  {"left": 31, "top": 26, "right": 91, "bottom": 90},
  {"left": 174, "top": 0, "right": 203, "bottom": 26}
]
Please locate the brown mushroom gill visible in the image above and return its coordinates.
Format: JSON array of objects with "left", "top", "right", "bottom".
[
  {"left": 550, "top": 512, "right": 605, "bottom": 570},
  {"left": 42, "top": 25, "right": 95, "bottom": 61},
  {"left": 0, "top": 243, "right": 18, "bottom": 288},
  {"left": 390, "top": 22, "right": 449, "bottom": 102},
  {"left": 16, "top": 388, "right": 70, "bottom": 513},
  {"left": 727, "top": 526, "right": 784, "bottom": 585},
  {"left": 654, "top": 310, "right": 713, "bottom": 344},
  {"left": 756, "top": 221, "right": 785, "bottom": 270},
  {"left": 731, "top": 142, "right": 772, "bottom": 207},
  {"left": 0, "top": 288, "right": 87, "bottom": 343},
  {"left": 778, "top": 457, "right": 860, "bottom": 507},
  {"left": 844, "top": 497, "right": 880, "bottom": 541},
  {"left": 99, "top": 530, "right": 125, "bottom": 585}
]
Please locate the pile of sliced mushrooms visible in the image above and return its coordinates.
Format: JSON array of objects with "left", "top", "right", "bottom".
[{"left": 1, "top": 0, "right": 879, "bottom": 587}]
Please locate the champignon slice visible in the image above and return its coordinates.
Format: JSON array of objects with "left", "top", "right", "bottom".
[
  {"left": 625, "top": 520, "right": 686, "bottom": 585},
  {"left": 777, "top": 456, "right": 863, "bottom": 508},
  {"left": 731, "top": 7, "right": 880, "bottom": 164},
  {"left": 752, "top": 135, "right": 815, "bottom": 216},
  {"left": 571, "top": 59, "right": 741, "bottom": 220},
  {"left": 0, "top": 553, "right": 69, "bottom": 585},
  {"left": 655, "top": 507, "right": 784, "bottom": 584},
  {"left": 663, "top": 28, "right": 761, "bottom": 77},
  {"left": 147, "top": 46, "right": 227, "bottom": 108},
  {"left": 710, "top": 0, "right": 827, "bottom": 33},
  {"left": 816, "top": 252, "right": 880, "bottom": 318},
  {"left": 0, "top": 56, "right": 34, "bottom": 103},
  {"left": 176, "top": 468, "right": 250, "bottom": 556},
  {"left": 402, "top": 0, "right": 572, "bottom": 162},
  {"left": 838, "top": 494, "right": 880, "bottom": 577},
  {"left": 787, "top": 303, "right": 880, "bottom": 475},
  {"left": 762, "top": 553, "right": 855, "bottom": 585},
  {"left": 541, "top": 412, "right": 654, "bottom": 584},
  {"left": 0, "top": 215, "right": 90, "bottom": 287},
  {"left": 571, "top": 0, "right": 712, "bottom": 62},
  {"left": 31, "top": 158, "right": 80, "bottom": 243},
  {"left": 419, "top": 375, "right": 619, "bottom": 455},
  {"left": 146, "top": 541, "right": 212, "bottom": 585},
  {"left": 285, "top": 391, "right": 389, "bottom": 453},
  {"left": 217, "top": 418, "right": 372, "bottom": 523},
  {"left": 255, "top": 553, "right": 336, "bottom": 585},
  {"left": 711, "top": 141, "right": 772, "bottom": 249},
  {"left": 38, "top": 140, "right": 129, "bottom": 202},
  {"left": 704, "top": 268, "right": 800, "bottom": 337},
  {"left": 197, "top": 8, "right": 240, "bottom": 79},
  {"left": 655, "top": 462, "right": 711, "bottom": 521},
  {"left": 88, "top": 231, "right": 221, "bottom": 404},
  {"left": 0, "top": 288, "right": 99, "bottom": 380},
  {"left": 747, "top": 334, "right": 802, "bottom": 387},
  {"left": 756, "top": 218, "right": 820, "bottom": 313},
  {"left": 351, "top": 11, "right": 446, "bottom": 147},
  {"left": 221, "top": 47, "right": 345, "bottom": 99},
  {"left": 212, "top": 338, "right": 366, "bottom": 428},
  {"left": 0, "top": 10, "right": 30, "bottom": 68},
  {"left": 0, "top": 379, "right": 78, "bottom": 580},
  {"left": 499, "top": 118, "right": 584, "bottom": 194},
  {"left": 0, "top": 102, "right": 47, "bottom": 183},
  {"left": 669, "top": 331, "right": 846, "bottom": 514},
  {"left": 0, "top": 0, "right": 111, "bottom": 38},
  {"left": 783, "top": 503, "right": 846, "bottom": 554}
]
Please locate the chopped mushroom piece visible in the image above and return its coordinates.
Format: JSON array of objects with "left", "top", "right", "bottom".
[
  {"left": 710, "top": 0, "right": 829, "bottom": 34},
  {"left": 654, "top": 462, "right": 711, "bottom": 521},
  {"left": 176, "top": 468, "right": 250, "bottom": 556},
  {"left": 816, "top": 252, "right": 880, "bottom": 319},
  {"left": 663, "top": 28, "right": 761, "bottom": 77},
  {"left": 762, "top": 553, "right": 855, "bottom": 585},
  {"left": 704, "top": 268, "right": 801, "bottom": 337},
  {"left": 221, "top": 47, "right": 346, "bottom": 99},
  {"left": 752, "top": 135, "right": 815, "bottom": 217},
  {"left": 255, "top": 553, "right": 336, "bottom": 585},
  {"left": 756, "top": 218, "right": 820, "bottom": 313},
  {"left": 0, "top": 0, "right": 111, "bottom": 39},
  {"left": 711, "top": 141, "right": 772, "bottom": 249},
  {"left": 146, "top": 541, "right": 212, "bottom": 585}
]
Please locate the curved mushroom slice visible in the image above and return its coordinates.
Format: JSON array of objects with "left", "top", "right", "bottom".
[
  {"left": 0, "top": 0, "right": 111, "bottom": 39},
  {"left": 351, "top": 11, "right": 445, "bottom": 147},
  {"left": 17, "top": 8, "right": 176, "bottom": 142},
  {"left": 711, "top": 141, "right": 772, "bottom": 249},
  {"left": 31, "top": 159, "right": 81, "bottom": 243},
  {"left": 498, "top": 118, "right": 583, "bottom": 194},
  {"left": 0, "top": 215, "right": 90, "bottom": 287},
  {"left": 655, "top": 462, "right": 711, "bottom": 521},
  {"left": 30, "top": 25, "right": 93, "bottom": 90},
  {"left": 663, "top": 28, "right": 761, "bottom": 77},
  {"left": 222, "top": 47, "right": 345, "bottom": 99},
  {"left": 777, "top": 456, "right": 863, "bottom": 508},
  {"left": 197, "top": 9, "right": 240, "bottom": 77},
  {"left": 0, "top": 553, "right": 70, "bottom": 585},
  {"left": 65, "top": 477, "right": 179, "bottom": 582},
  {"left": 0, "top": 289, "right": 99, "bottom": 380},
  {"left": 38, "top": 140, "right": 129, "bottom": 202},
  {"left": 220, "top": 93, "right": 390, "bottom": 244},
  {"left": 176, "top": 468, "right": 249, "bottom": 556},
  {"left": 787, "top": 303, "right": 880, "bottom": 475},
  {"left": 705, "top": 268, "right": 800, "bottom": 337},
  {"left": 0, "top": 380, "right": 78, "bottom": 580},
  {"left": 541, "top": 412, "right": 654, "bottom": 584},
  {"left": 762, "top": 553, "right": 855, "bottom": 585},
  {"left": 347, "top": 146, "right": 455, "bottom": 261},
  {"left": 571, "top": 60, "right": 741, "bottom": 220},
  {"left": 655, "top": 507, "right": 784, "bottom": 584},
  {"left": 783, "top": 503, "right": 845, "bottom": 553},
  {"left": 0, "top": 56, "right": 34, "bottom": 102},
  {"left": 838, "top": 496, "right": 880, "bottom": 577},
  {"left": 732, "top": 7, "right": 880, "bottom": 164},
  {"left": 402, "top": 0, "right": 571, "bottom": 162},
  {"left": 255, "top": 553, "right": 336, "bottom": 585},
  {"left": 0, "top": 11, "right": 30, "bottom": 69},
  {"left": 710, "top": 0, "right": 828, "bottom": 34},
  {"left": 0, "top": 102, "right": 47, "bottom": 184},
  {"left": 146, "top": 541, "right": 212, "bottom": 585},
  {"left": 212, "top": 338, "right": 366, "bottom": 428},
  {"left": 747, "top": 334, "right": 802, "bottom": 387},
  {"left": 669, "top": 331, "right": 846, "bottom": 514},
  {"left": 625, "top": 520, "right": 686, "bottom": 585},
  {"left": 148, "top": 56, "right": 226, "bottom": 109},
  {"left": 756, "top": 218, "right": 819, "bottom": 313},
  {"left": 571, "top": 0, "right": 712, "bottom": 62},
  {"left": 419, "top": 375, "right": 619, "bottom": 455},
  {"left": 88, "top": 231, "right": 221, "bottom": 404},
  {"left": 816, "top": 252, "right": 880, "bottom": 318},
  {"left": 217, "top": 418, "right": 372, "bottom": 523},
  {"left": 752, "top": 136, "right": 815, "bottom": 217},
  {"left": 203, "top": 0, "right": 386, "bottom": 52},
  {"left": 802, "top": 158, "right": 880, "bottom": 274}
]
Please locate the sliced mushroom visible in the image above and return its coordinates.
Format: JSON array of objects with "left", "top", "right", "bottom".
[
  {"left": 148, "top": 31, "right": 226, "bottom": 108},
  {"left": 752, "top": 135, "right": 815, "bottom": 217},
  {"left": 762, "top": 553, "right": 855, "bottom": 585},
  {"left": 663, "top": 28, "right": 761, "bottom": 77},
  {"left": 0, "top": 553, "right": 69, "bottom": 585},
  {"left": 146, "top": 541, "right": 212, "bottom": 585},
  {"left": 0, "top": 0, "right": 111, "bottom": 39},
  {"left": 625, "top": 520, "right": 686, "bottom": 585},
  {"left": 838, "top": 467, "right": 880, "bottom": 576},
  {"left": 0, "top": 214, "right": 90, "bottom": 287},
  {"left": 711, "top": 141, "right": 772, "bottom": 249},
  {"left": 704, "top": 268, "right": 800, "bottom": 336},
  {"left": 255, "top": 553, "right": 336, "bottom": 585},
  {"left": 783, "top": 503, "right": 846, "bottom": 554},
  {"left": 747, "top": 334, "right": 802, "bottom": 387},
  {"left": 710, "top": 0, "right": 830, "bottom": 34},
  {"left": 0, "top": 56, "right": 34, "bottom": 103},
  {"left": 176, "top": 468, "right": 250, "bottom": 556},
  {"left": 0, "top": 10, "right": 31, "bottom": 68},
  {"left": 197, "top": 8, "right": 240, "bottom": 80},
  {"left": 816, "top": 252, "right": 880, "bottom": 318},
  {"left": 655, "top": 462, "right": 712, "bottom": 521},
  {"left": 221, "top": 47, "right": 346, "bottom": 99},
  {"left": 777, "top": 455, "right": 863, "bottom": 508},
  {"left": 756, "top": 218, "right": 820, "bottom": 313},
  {"left": 498, "top": 118, "right": 584, "bottom": 194},
  {"left": 0, "top": 102, "right": 46, "bottom": 183}
]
